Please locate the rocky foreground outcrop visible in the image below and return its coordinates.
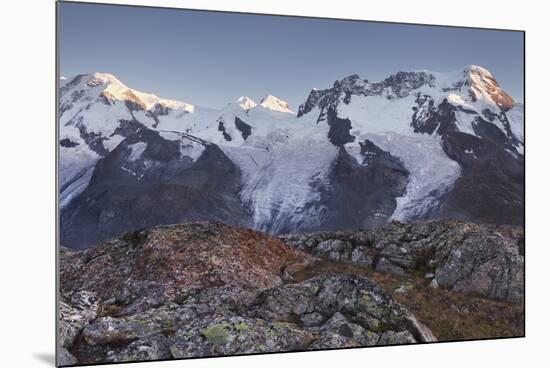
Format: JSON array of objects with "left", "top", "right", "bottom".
[
  {"left": 59, "top": 222, "right": 436, "bottom": 365},
  {"left": 59, "top": 221, "right": 523, "bottom": 366},
  {"left": 282, "top": 220, "right": 524, "bottom": 303}
]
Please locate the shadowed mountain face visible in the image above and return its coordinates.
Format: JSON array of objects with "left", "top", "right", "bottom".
[
  {"left": 60, "top": 129, "right": 252, "bottom": 249},
  {"left": 410, "top": 96, "right": 524, "bottom": 225},
  {"left": 435, "top": 131, "right": 524, "bottom": 225},
  {"left": 59, "top": 66, "right": 524, "bottom": 248},
  {"left": 316, "top": 145, "right": 409, "bottom": 232}
]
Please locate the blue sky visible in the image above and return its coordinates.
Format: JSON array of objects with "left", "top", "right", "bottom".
[{"left": 58, "top": 2, "right": 524, "bottom": 110}]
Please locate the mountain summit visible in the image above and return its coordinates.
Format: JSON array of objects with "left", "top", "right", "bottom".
[
  {"left": 259, "top": 94, "right": 295, "bottom": 114},
  {"left": 460, "top": 65, "right": 516, "bottom": 109},
  {"left": 235, "top": 96, "right": 257, "bottom": 110},
  {"left": 65, "top": 72, "right": 194, "bottom": 112}
]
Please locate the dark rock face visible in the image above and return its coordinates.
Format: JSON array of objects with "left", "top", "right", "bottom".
[
  {"left": 411, "top": 94, "right": 522, "bottom": 159},
  {"left": 149, "top": 103, "right": 186, "bottom": 117},
  {"left": 281, "top": 220, "right": 524, "bottom": 302},
  {"left": 326, "top": 108, "right": 355, "bottom": 146},
  {"left": 480, "top": 108, "right": 521, "bottom": 147},
  {"left": 411, "top": 96, "right": 460, "bottom": 136},
  {"left": 472, "top": 117, "right": 519, "bottom": 154},
  {"left": 383, "top": 72, "right": 435, "bottom": 98},
  {"left": 434, "top": 132, "right": 524, "bottom": 226},
  {"left": 298, "top": 71, "right": 435, "bottom": 117},
  {"left": 60, "top": 128, "right": 251, "bottom": 249},
  {"left": 60, "top": 138, "right": 79, "bottom": 148},
  {"left": 234, "top": 117, "right": 252, "bottom": 140},
  {"left": 317, "top": 145, "right": 408, "bottom": 230},
  {"left": 217, "top": 119, "right": 232, "bottom": 141},
  {"left": 59, "top": 223, "right": 435, "bottom": 365},
  {"left": 74, "top": 118, "right": 109, "bottom": 156},
  {"left": 111, "top": 119, "right": 146, "bottom": 138}
]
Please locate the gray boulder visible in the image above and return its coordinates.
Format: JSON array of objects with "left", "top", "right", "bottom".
[
  {"left": 58, "top": 290, "right": 102, "bottom": 366},
  {"left": 59, "top": 290, "right": 101, "bottom": 349},
  {"left": 106, "top": 335, "right": 172, "bottom": 363},
  {"left": 57, "top": 347, "right": 78, "bottom": 366}
]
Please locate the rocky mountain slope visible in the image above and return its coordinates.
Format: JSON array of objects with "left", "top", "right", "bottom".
[
  {"left": 59, "top": 220, "right": 524, "bottom": 366},
  {"left": 59, "top": 66, "right": 524, "bottom": 249}
]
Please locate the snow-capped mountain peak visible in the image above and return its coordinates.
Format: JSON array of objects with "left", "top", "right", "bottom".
[
  {"left": 466, "top": 64, "right": 492, "bottom": 76},
  {"left": 84, "top": 72, "right": 127, "bottom": 94},
  {"left": 63, "top": 72, "right": 194, "bottom": 113},
  {"left": 235, "top": 96, "right": 257, "bottom": 110},
  {"left": 259, "top": 94, "right": 295, "bottom": 114},
  {"left": 462, "top": 64, "right": 515, "bottom": 109}
]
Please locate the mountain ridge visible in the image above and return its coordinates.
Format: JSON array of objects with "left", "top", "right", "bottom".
[{"left": 59, "top": 66, "right": 524, "bottom": 249}]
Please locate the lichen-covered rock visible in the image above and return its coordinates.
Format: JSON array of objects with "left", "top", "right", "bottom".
[
  {"left": 105, "top": 335, "right": 172, "bottom": 363},
  {"left": 168, "top": 274, "right": 434, "bottom": 359},
  {"left": 83, "top": 315, "right": 163, "bottom": 346},
  {"left": 319, "top": 312, "right": 379, "bottom": 346},
  {"left": 316, "top": 239, "right": 353, "bottom": 261},
  {"left": 58, "top": 290, "right": 102, "bottom": 366},
  {"left": 281, "top": 220, "right": 524, "bottom": 302},
  {"left": 301, "top": 312, "right": 326, "bottom": 327},
  {"left": 375, "top": 257, "right": 407, "bottom": 276},
  {"left": 60, "top": 222, "right": 438, "bottom": 364},
  {"left": 433, "top": 240, "right": 524, "bottom": 301},
  {"left": 81, "top": 291, "right": 244, "bottom": 347},
  {"left": 59, "top": 290, "right": 101, "bottom": 348},
  {"left": 378, "top": 330, "right": 416, "bottom": 345},
  {"left": 61, "top": 222, "right": 316, "bottom": 312},
  {"left": 170, "top": 316, "right": 316, "bottom": 358},
  {"left": 249, "top": 274, "right": 435, "bottom": 343},
  {"left": 351, "top": 246, "right": 374, "bottom": 267}
]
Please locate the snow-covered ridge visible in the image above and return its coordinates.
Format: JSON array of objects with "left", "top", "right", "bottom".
[
  {"left": 298, "top": 65, "right": 522, "bottom": 145},
  {"left": 299, "top": 65, "right": 516, "bottom": 117},
  {"left": 95, "top": 73, "right": 195, "bottom": 112},
  {"left": 64, "top": 72, "right": 195, "bottom": 113},
  {"left": 59, "top": 66, "right": 523, "bottom": 230}
]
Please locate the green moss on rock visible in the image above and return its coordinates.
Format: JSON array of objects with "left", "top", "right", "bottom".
[{"left": 203, "top": 323, "right": 230, "bottom": 345}]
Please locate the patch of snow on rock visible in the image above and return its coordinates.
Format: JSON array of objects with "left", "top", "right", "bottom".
[{"left": 127, "top": 142, "right": 147, "bottom": 161}]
